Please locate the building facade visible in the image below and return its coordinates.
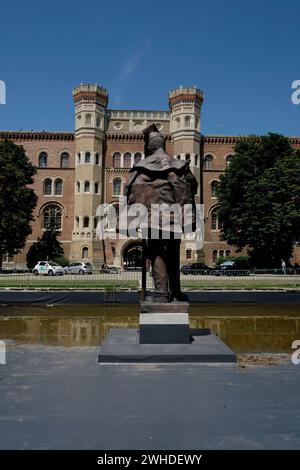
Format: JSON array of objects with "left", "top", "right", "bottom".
[{"left": 1, "top": 83, "right": 300, "bottom": 269}]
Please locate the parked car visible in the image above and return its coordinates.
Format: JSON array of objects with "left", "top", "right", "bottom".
[
  {"left": 33, "top": 261, "right": 64, "bottom": 276},
  {"left": 64, "top": 262, "right": 93, "bottom": 275},
  {"left": 100, "top": 264, "right": 120, "bottom": 274},
  {"left": 211, "top": 261, "right": 251, "bottom": 276},
  {"left": 180, "top": 263, "right": 211, "bottom": 275}
]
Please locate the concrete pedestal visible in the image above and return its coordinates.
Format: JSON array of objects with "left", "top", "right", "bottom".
[{"left": 98, "top": 300, "right": 236, "bottom": 363}]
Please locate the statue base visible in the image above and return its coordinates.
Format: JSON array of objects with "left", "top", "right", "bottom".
[
  {"left": 98, "top": 328, "right": 236, "bottom": 363},
  {"left": 98, "top": 300, "right": 236, "bottom": 363}
]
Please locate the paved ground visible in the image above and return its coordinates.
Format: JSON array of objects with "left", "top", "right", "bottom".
[{"left": 0, "top": 344, "right": 300, "bottom": 450}]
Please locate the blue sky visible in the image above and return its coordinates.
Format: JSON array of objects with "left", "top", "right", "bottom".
[{"left": 0, "top": 0, "right": 300, "bottom": 135}]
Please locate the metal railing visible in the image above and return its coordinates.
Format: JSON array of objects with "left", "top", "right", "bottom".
[{"left": 0, "top": 268, "right": 299, "bottom": 289}]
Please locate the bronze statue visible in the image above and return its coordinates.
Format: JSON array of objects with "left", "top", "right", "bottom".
[{"left": 126, "top": 124, "right": 198, "bottom": 303}]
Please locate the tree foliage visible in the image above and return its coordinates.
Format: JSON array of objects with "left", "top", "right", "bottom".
[
  {"left": 217, "top": 133, "right": 300, "bottom": 268},
  {"left": 0, "top": 140, "right": 37, "bottom": 268},
  {"left": 26, "top": 210, "right": 64, "bottom": 269}
]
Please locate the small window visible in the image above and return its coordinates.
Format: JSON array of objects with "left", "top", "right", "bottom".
[
  {"left": 124, "top": 152, "right": 131, "bottom": 168},
  {"left": 85, "top": 114, "right": 91, "bottom": 125},
  {"left": 219, "top": 250, "right": 224, "bottom": 258},
  {"left": 84, "top": 181, "right": 90, "bottom": 192},
  {"left": 76, "top": 181, "right": 80, "bottom": 193},
  {"left": 113, "top": 152, "right": 121, "bottom": 168},
  {"left": 39, "top": 152, "right": 48, "bottom": 168},
  {"left": 75, "top": 216, "right": 80, "bottom": 228},
  {"left": 134, "top": 152, "right": 142, "bottom": 164},
  {"left": 226, "top": 154, "right": 234, "bottom": 167},
  {"left": 213, "top": 250, "right": 218, "bottom": 263},
  {"left": 194, "top": 155, "right": 199, "bottom": 166},
  {"left": 113, "top": 178, "right": 122, "bottom": 196},
  {"left": 54, "top": 178, "right": 63, "bottom": 196},
  {"left": 77, "top": 153, "right": 81, "bottom": 164},
  {"left": 184, "top": 115, "right": 191, "bottom": 127},
  {"left": 93, "top": 217, "right": 98, "bottom": 229},
  {"left": 60, "top": 152, "right": 69, "bottom": 168},
  {"left": 211, "top": 208, "right": 219, "bottom": 230},
  {"left": 204, "top": 155, "right": 213, "bottom": 170},
  {"left": 186, "top": 249, "right": 192, "bottom": 260},
  {"left": 211, "top": 181, "right": 219, "bottom": 198},
  {"left": 186, "top": 153, "right": 191, "bottom": 162},
  {"left": 95, "top": 153, "right": 99, "bottom": 165},
  {"left": 95, "top": 182, "right": 99, "bottom": 194},
  {"left": 83, "top": 217, "right": 89, "bottom": 228},
  {"left": 43, "top": 178, "right": 52, "bottom": 195},
  {"left": 85, "top": 152, "right": 91, "bottom": 164},
  {"left": 82, "top": 247, "right": 89, "bottom": 258}
]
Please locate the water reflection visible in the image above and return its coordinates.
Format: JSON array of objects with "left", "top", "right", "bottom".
[{"left": 0, "top": 304, "right": 299, "bottom": 353}]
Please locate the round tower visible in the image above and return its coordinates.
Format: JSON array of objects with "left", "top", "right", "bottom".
[{"left": 70, "top": 84, "right": 108, "bottom": 264}]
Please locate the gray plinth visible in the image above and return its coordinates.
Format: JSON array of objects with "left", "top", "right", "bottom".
[{"left": 98, "top": 328, "right": 237, "bottom": 363}]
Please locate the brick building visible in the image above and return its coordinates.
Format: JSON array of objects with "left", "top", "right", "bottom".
[{"left": 1, "top": 84, "right": 299, "bottom": 269}]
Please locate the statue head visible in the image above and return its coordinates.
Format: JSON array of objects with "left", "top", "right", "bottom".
[{"left": 143, "top": 123, "right": 166, "bottom": 156}]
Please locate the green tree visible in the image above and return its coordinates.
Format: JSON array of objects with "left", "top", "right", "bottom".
[
  {"left": 0, "top": 140, "right": 37, "bottom": 269},
  {"left": 217, "top": 133, "right": 300, "bottom": 268},
  {"left": 26, "top": 210, "right": 64, "bottom": 269}
]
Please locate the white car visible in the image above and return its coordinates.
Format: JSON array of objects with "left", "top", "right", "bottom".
[{"left": 33, "top": 261, "right": 64, "bottom": 276}]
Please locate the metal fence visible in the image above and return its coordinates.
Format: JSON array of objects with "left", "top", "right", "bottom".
[{"left": 0, "top": 269, "right": 299, "bottom": 289}]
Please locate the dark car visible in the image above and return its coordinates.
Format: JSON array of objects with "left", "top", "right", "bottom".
[
  {"left": 180, "top": 263, "right": 211, "bottom": 275},
  {"left": 211, "top": 261, "right": 251, "bottom": 276}
]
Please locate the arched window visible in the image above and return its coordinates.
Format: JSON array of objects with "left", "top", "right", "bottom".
[
  {"left": 113, "top": 178, "right": 122, "bottom": 196},
  {"left": 76, "top": 181, "right": 80, "bottom": 193},
  {"left": 39, "top": 152, "right": 48, "bottom": 168},
  {"left": 113, "top": 152, "right": 121, "bottom": 168},
  {"left": 213, "top": 250, "right": 218, "bottom": 263},
  {"left": 96, "top": 116, "right": 101, "bottom": 127},
  {"left": 194, "top": 155, "right": 199, "bottom": 166},
  {"left": 43, "top": 178, "right": 52, "bottom": 195},
  {"left": 95, "top": 153, "right": 99, "bottom": 165},
  {"left": 176, "top": 155, "right": 181, "bottom": 160},
  {"left": 226, "top": 154, "right": 234, "bottom": 167},
  {"left": 75, "top": 216, "right": 80, "bottom": 228},
  {"left": 112, "top": 246, "right": 116, "bottom": 257},
  {"left": 211, "top": 180, "right": 219, "bottom": 198},
  {"left": 77, "top": 153, "right": 81, "bottom": 164},
  {"left": 83, "top": 217, "right": 89, "bottom": 228},
  {"left": 82, "top": 247, "right": 89, "bottom": 258},
  {"left": 134, "top": 152, "right": 142, "bottom": 164},
  {"left": 184, "top": 115, "right": 191, "bottom": 127},
  {"left": 93, "top": 217, "right": 98, "bottom": 229},
  {"left": 226, "top": 250, "right": 231, "bottom": 258},
  {"left": 54, "top": 178, "right": 63, "bottom": 196},
  {"left": 219, "top": 250, "right": 224, "bottom": 258},
  {"left": 186, "top": 154, "right": 191, "bottom": 163},
  {"left": 85, "top": 114, "right": 91, "bottom": 125},
  {"left": 85, "top": 152, "right": 91, "bottom": 163},
  {"left": 42, "top": 204, "right": 62, "bottom": 230},
  {"left": 186, "top": 248, "right": 192, "bottom": 260},
  {"left": 204, "top": 155, "right": 213, "bottom": 170},
  {"left": 60, "top": 152, "right": 69, "bottom": 168},
  {"left": 175, "top": 117, "right": 180, "bottom": 129},
  {"left": 84, "top": 181, "right": 90, "bottom": 192},
  {"left": 94, "top": 182, "right": 99, "bottom": 194},
  {"left": 124, "top": 152, "right": 131, "bottom": 168},
  {"left": 211, "top": 208, "right": 219, "bottom": 230}
]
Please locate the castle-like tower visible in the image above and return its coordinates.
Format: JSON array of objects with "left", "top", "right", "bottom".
[
  {"left": 169, "top": 86, "right": 203, "bottom": 202},
  {"left": 70, "top": 84, "right": 108, "bottom": 263}
]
